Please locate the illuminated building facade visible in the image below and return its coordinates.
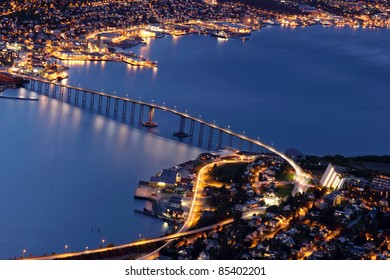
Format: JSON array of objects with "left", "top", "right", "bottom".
[{"left": 320, "top": 163, "right": 346, "bottom": 190}]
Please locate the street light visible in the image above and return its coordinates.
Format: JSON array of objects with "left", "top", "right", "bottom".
[
  {"left": 101, "top": 239, "right": 105, "bottom": 248},
  {"left": 64, "top": 245, "right": 68, "bottom": 252},
  {"left": 85, "top": 246, "right": 88, "bottom": 251},
  {"left": 22, "top": 249, "right": 26, "bottom": 258}
]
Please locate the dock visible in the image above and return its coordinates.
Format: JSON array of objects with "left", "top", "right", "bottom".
[
  {"left": 0, "top": 95, "right": 39, "bottom": 101},
  {"left": 134, "top": 182, "right": 161, "bottom": 199}
]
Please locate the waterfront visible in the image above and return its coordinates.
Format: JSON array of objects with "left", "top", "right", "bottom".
[
  {"left": 0, "top": 88, "right": 202, "bottom": 259},
  {"left": 62, "top": 26, "right": 390, "bottom": 155},
  {"left": 1, "top": 26, "right": 390, "bottom": 259}
]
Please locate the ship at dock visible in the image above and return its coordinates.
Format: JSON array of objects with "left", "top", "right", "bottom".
[
  {"left": 120, "top": 53, "right": 157, "bottom": 68},
  {"left": 210, "top": 30, "right": 230, "bottom": 39}
]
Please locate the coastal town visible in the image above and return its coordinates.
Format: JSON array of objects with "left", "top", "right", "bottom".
[
  {"left": 132, "top": 148, "right": 390, "bottom": 260},
  {"left": 0, "top": 0, "right": 389, "bottom": 262},
  {"left": 1, "top": 0, "right": 390, "bottom": 85}
]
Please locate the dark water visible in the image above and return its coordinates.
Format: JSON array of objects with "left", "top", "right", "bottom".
[
  {"left": 1, "top": 26, "right": 389, "bottom": 259},
  {"left": 63, "top": 26, "right": 390, "bottom": 155}
]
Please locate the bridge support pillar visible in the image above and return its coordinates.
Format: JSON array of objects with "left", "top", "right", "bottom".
[
  {"left": 37, "top": 81, "right": 42, "bottom": 93},
  {"left": 189, "top": 119, "right": 195, "bottom": 139},
  {"left": 51, "top": 85, "right": 57, "bottom": 98},
  {"left": 66, "top": 88, "right": 72, "bottom": 102},
  {"left": 217, "top": 130, "right": 223, "bottom": 149},
  {"left": 44, "top": 83, "right": 49, "bottom": 95},
  {"left": 239, "top": 138, "right": 243, "bottom": 150},
  {"left": 75, "top": 89, "right": 80, "bottom": 104},
  {"left": 249, "top": 142, "right": 253, "bottom": 152},
  {"left": 173, "top": 116, "right": 188, "bottom": 138},
  {"left": 228, "top": 134, "right": 233, "bottom": 147},
  {"left": 98, "top": 95, "right": 103, "bottom": 111},
  {"left": 130, "top": 102, "right": 135, "bottom": 121},
  {"left": 142, "top": 107, "right": 157, "bottom": 127},
  {"left": 199, "top": 123, "right": 204, "bottom": 143},
  {"left": 105, "top": 96, "right": 111, "bottom": 114},
  {"left": 82, "top": 91, "right": 87, "bottom": 106},
  {"left": 208, "top": 127, "right": 214, "bottom": 146},
  {"left": 114, "top": 98, "right": 119, "bottom": 117},
  {"left": 59, "top": 86, "right": 64, "bottom": 100},
  {"left": 138, "top": 104, "right": 145, "bottom": 125},
  {"left": 90, "top": 93, "right": 95, "bottom": 109},
  {"left": 122, "top": 100, "right": 127, "bottom": 119}
]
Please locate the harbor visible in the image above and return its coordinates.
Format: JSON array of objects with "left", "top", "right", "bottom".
[{"left": 133, "top": 159, "right": 198, "bottom": 229}]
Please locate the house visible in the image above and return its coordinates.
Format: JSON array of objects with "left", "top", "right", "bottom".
[
  {"left": 167, "top": 196, "right": 182, "bottom": 209},
  {"left": 235, "top": 204, "right": 247, "bottom": 211},
  {"left": 198, "top": 251, "right": 209, "bottom": 260},
  {"left": 246, "top": 199, "right": 259, "bottom": 209},
  {"left": 149, "top": 169, "right": 181, "bottom": 188}
]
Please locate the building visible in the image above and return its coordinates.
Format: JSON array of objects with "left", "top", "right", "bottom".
[
  {"left": 204, "top": 0, "right": 217, "bottom": 5},
  {"left": 320, "top": 163, "right": 347, "bottom": 190},
  {"left": 243, "top": 15, "right": 259, "bottom": 26},
  {"left": 167, "top": 196, "right": 182, "bottom": 209},
  {"left": 371, "top": 175, "right": 390, "bottom": 199},
  {"left": 149, "top": 169, "right": 181, "bottom": 188},
  {"left": 324, "top": 191, "right": 343, "bottom": 206}
]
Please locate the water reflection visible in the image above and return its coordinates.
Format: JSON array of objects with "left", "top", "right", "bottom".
[{"left": 0, "top": 89, "right": 202, "bottom": 259}]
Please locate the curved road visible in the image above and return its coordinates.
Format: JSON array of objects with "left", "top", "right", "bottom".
[{"left": 17, "top": 76, "right": 308, "bottom": 260}]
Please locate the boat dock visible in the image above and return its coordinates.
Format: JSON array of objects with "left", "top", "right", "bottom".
[
  {"left": 0, "top": 95, "right": 39, "bottom": 101},
  {"left": 134, "top": 181, "right": 161, "bottom": 199}
]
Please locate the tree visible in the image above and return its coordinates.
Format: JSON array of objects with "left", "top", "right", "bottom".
[{"left": 233, "top": 210, "right": 243, "bottom": 224}]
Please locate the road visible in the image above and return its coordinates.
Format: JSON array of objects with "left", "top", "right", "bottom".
[
  {"left": 16, "top": 77, "right": 309, "bottom": 260},
  {"left": 138, "top": 158, "right": 251, "bottom": 260},
  {"left": 29, "top": 209, "right": 263, "bottom": 260}
]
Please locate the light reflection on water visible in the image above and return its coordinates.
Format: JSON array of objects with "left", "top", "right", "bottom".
[
  {"left": 64, "top": 27, "right": 390, "bottom": 155},
  {"left": 2, "top": 26, "right": 390, "bottom": 258},
  {"left": 0, "top": 90, "right": 203, "bottom": 259}
]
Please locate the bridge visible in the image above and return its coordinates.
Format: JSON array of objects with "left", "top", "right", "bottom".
[
  {"left": 17, "top": 75, "right": 308, "bottom": 259},
  {"left": 20, "top": 75, "right": 306, "bottom": 188}
]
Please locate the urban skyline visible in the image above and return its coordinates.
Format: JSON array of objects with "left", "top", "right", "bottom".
[{"left": 0, "top": 0, "right": 389, "bottom": 260}]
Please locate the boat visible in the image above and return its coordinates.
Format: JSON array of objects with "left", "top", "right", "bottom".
[
  {"left": 210, "top": 30, "right": 230, "bottom": 39},
  {"left": 122, "top": 54, "right": 157, "bottom": 68}
]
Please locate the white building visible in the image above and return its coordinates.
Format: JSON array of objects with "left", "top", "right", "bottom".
[{"left": 320, "top": 163, "right": 346, "bottom": 190}]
